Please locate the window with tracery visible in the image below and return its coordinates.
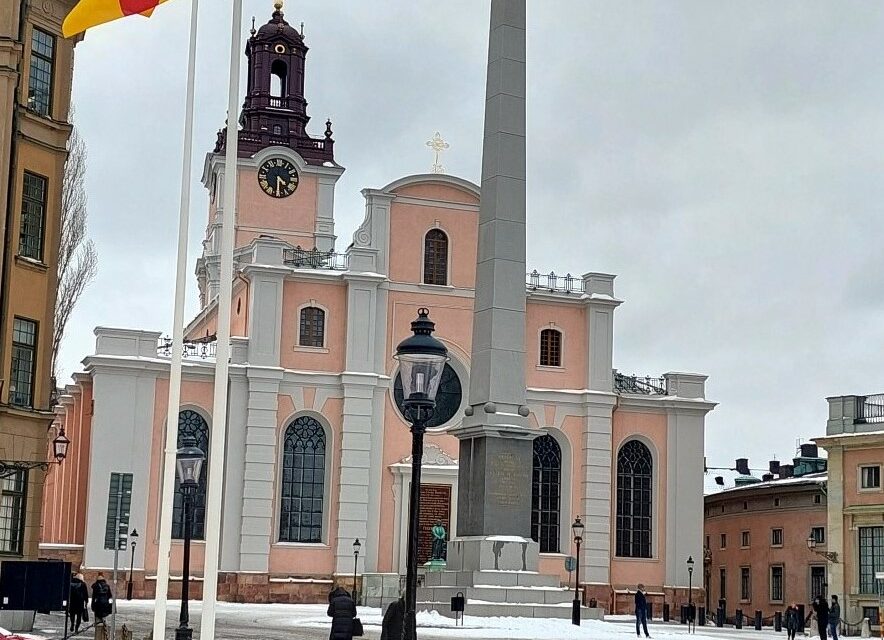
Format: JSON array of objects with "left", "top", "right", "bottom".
[
  {"left": 423, "top": 229, "right": 448, "bottom": 286},
  {"left": 531, "top": 434, "right": 562, "bottom": 553},
  {"left": 279, "top": 415, "right": 326, "bottom": 543},
  {"left": 173, "top": 410, "right": 209, "bottom": 540},
  {"left": 540, "top": 329, "right": 562, "bottom": 367},
  {"left": 616, "top": 439, "right": 652, "bottom": 558}
]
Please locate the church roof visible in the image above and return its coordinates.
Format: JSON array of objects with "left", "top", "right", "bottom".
[{"left": 254, "top": 3, "right": 303, "bottom": 46}]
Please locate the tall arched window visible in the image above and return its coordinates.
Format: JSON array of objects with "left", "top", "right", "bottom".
[
  {"left": 279, "top": 415, "right": 326, "bottom": 543},
  {"left": 531, "top": 434, "right": 562, "bottom": 553},
  {"left": 299, "top": 306, "right": 325, "bottom": 347},
  {"left": 539, "top": 328, "right": 562, "bottom": 367},
  {"left": 270, "top": 59, "right": 287, "bottom": 98},
  {"left": 173, "top": 410, "right": 209, "bottom": 540},
  {"left": 423, "top": 229, "right": 449, "bottom": 286},
  {"left": 616, "top": 439, "right": 653, "bottom": 558}
]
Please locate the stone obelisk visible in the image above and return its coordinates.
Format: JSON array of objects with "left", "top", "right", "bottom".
[{"left": 449, "top": 0, "right": 538, "bottom": 571}]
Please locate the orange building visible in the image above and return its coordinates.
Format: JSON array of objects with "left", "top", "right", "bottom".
[{"left": 704, "top": 447, "right": 828, "bottom": 621}]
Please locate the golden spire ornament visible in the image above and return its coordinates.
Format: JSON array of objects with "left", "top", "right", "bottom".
[{"left": 426, "top": 132, "right": 450, "bottom": 174}]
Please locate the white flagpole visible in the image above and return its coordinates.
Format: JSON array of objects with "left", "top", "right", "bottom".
[
  {"left": 201, "top": 2, "right": 242, "bottom": 638},
  {"left": 152, "top": 1, "right": 200, "bottom": 639}
]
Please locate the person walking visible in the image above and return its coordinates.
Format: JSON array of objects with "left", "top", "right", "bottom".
[
  {"left": 68, "top": 572, "right": 89, "bottom": 633},
  {"left": 634, "top": 584, "right": 650, "bottom": 638},
  {"left": 811, "top": 594, "right": 829, "bottom": 639},
  {"left": 828, "top": 595, "right": 841, "bottom": 640},
  {"left": 90, "top": 573, "right": 112, "bottom": 624},
  {"left": 327, "top": 586, "right": 357, "bottom": 640},
  {"left": 784, "top": 604, "right": 799, "bottom": 640}
]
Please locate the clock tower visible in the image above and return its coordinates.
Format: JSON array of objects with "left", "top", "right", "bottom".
[{"left": 196, "top": 1, "right": 344, "bottom": 308}]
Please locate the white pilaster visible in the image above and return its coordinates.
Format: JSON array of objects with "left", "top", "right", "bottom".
[
  {"left": 582, "top": 273, "right": 621, "bottom": 392},
  {"left": 581, "top": 395, "right": 616, "bottom": 583}
]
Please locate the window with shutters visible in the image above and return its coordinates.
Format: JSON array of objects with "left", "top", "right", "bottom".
[
  {"left": 423, "top": 229, "right": 448, "bottom": 286},
  {"left": 531, "top": 434, "right": 562, "bottom": 553},
  {"left": 539, "top": 329, "right": 562, "bottom": 367},
  {"left": 299, "top": 306, "right": 325, "bottom": 348},
  {"left": 616, "top": 440, "right": 652, "bottom": 558}
]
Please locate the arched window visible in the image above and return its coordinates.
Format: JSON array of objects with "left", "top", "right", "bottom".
[
  {"left": 279, "top": 415, "right": 326, "bottom": 543},
  {"left": 531, "top": 434, "right": 562, "bottom": 553},
  {"left": 423, "top": 229, "right": 448, "bottom": 286},
  {"left": 173, "top": 410, "right": 209, "bottom": 540},
  {"left": 270, "top": 60, "right": 287, "bottom": 98},
  {"left": 616, "top": 440, "right": 653, "bottom": 558},
  {"left": 299, "top": 306, "right": 325, "bottom": 347},
  {"left": 539, "top": 329, "right": 562, "bottom": 367}
]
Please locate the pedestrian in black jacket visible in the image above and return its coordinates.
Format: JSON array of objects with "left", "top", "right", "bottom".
[
  {"left": 90, "top": 574, "right": 112, "bottom": 623},
  {"left": 634, "top": 584, "right": 650, "bottom": 638},
  {"left": 784, "top": 604, "right": 799, "bottom": 640},
  {"left": 811, "top": 595, "right": 829, "bottom": 640},
  {"left": 68, "top": 573, "right": 89, "bottom": 633},
  {"left": 828, "top": 595, "right": 841, "bottom": 640},
  {"left": 326, "top": 587, "right": 356, "bottom": 640}
]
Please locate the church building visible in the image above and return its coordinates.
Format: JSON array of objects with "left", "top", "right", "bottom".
[{"left": 39, "top": 5, "right": 715, "bottom": 613}]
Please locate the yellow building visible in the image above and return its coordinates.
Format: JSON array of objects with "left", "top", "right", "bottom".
[
  {"left": 0, "top": 0, "right": 76, "bottom": 561},
  {"left": 816, "top": 394, "right": 884, "bottom": 633}
]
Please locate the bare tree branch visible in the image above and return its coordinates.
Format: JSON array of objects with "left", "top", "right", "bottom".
[{"left": 52, "top": 120, "right": 98, "bottom": 379}]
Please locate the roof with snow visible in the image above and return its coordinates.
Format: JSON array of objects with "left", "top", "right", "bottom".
[{"left": 705, "top": 471, "right": 827, "bottom": 497}]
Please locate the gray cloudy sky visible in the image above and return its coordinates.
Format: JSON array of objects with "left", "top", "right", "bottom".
[{"left": 59, "top": 0, "right": 884, "bottom": 469}]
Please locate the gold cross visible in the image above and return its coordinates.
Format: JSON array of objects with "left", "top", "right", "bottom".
[{"left": 426, "top": 132, "right": 450, "bottom": 174}]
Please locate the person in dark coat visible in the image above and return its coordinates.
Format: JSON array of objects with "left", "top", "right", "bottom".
[
  {"left": 326, "top": 587, "right": 356, "bottom": 640},
  {"left": 379, "top": 598, "right": 404, "bottom": 640},
  {"left": 68, "top": 572, "right": 89, "bottom": 633},
  {"left": 90, "top": 573, "right": 113, "bottom": 623},
  {"left": 634, "top": 584, "right": 650, "bottom": 638},
  {"left": 784, "top": 604, "right": 799, "bottom": 640},
  {"left": 828, "top": 595, "right": 841, "bottom": 640},
  {"left": 811, "top": 595, "right": 829, "bottom": 640}
]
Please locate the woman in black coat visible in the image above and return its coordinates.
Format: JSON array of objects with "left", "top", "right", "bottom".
[
  {"left": 90, "top": 574, "right": 113, "bottom": 622},
  {"left": 326, "top": 587, "right": 356, "bottom": 640}
]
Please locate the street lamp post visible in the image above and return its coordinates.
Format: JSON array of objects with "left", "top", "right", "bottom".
[
  {"left": 126, "top": 529, "right": 139, "bottom": 600},
  {"left": 0, "top": 426, "right": 70, "bottom": 478},
  {"left": 175, "top": 438, "right": 205, "bottom": 640},
  {"left": 572, "top": 517, "right": 585, "bottom": 626},
  {"left": 687, "top": 555, "right": 695, "bottom": 633},
  {"left": 352, "top": 538, "right": 361, "bottom": 604},
  {"left": 394, "top": 309, "right": 449, "bottom": 640},
  {"left": 807, "top": 530, "right": 839, "bottom": 563}
]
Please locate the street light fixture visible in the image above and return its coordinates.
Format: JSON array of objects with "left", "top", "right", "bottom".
[
  {"left": 175, "top": 437, "right": 205, "bottom": 640},
  {"left": 0, "top": 427, "right": 71, "bottom": 479},
  {"left": 394, "top": 308, "right": 448, "bottom": 640},
  {"left": 352, "top": 538, "right": 361, "bottom": 604},
  {"left": 127, "top": 528, "right": 139, "bottom": 600},
  {"left": 571, "top": 516, "right": 585, "bottom": 626},
  {"left": 806, "top": 530, "right": 839, "bottom": 563},
  {"left": 687, "top": 555, "right": 695, "bottom": 633}
]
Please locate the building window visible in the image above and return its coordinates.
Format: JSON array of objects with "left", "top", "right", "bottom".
[
  {"left": 28, "top": 28, "right": 54, "bottom": 116},
  {"left": 0, "top": 471, "right": 27, "bottom": 555},
  {"left": 720, "top": 533, "right": 727, "bottom": 550},
  {"left": 811, "top": 566, "right": 827, "bottom": 599},
  {"left": 19, "top": 172, "right": 47, "bottom": 260},
  {"left": 615, "top": 440, "right": 652, "bottom": 558},
  {"left": 705, "top": 535, "right": 710, "bottom": 551},
  {"left": 774, "top": 498, "right": 780, "bottom": 507},
  {"left": 771, "top": 528, "right": 784, "bottom": 547},
  {"left": 394, "top": 363, "right": 462, "bottom": 429},
  {"left": 279, "top": 415, "right": 326, "bottom": 543},
  {"left": 859, "top": 526, "right": 884, "bottom": 594},
  {"left": 770, "top": 565, "right": 784, "bottom": 602},
  {"left": 422, "top": 229, "right": 448, "bottom": 286},
  {"left": 741, "top": 531, "right": 750, "bottom": 548},
  {"left": 740, "top": 567, "right": 751, "bottom": 601},
  {"left": 863, "top": 607, "right": 880, "bottom": 626},
  {"left": 743, "top": 501, "right": 748, "bottom": 510},
  {"left": 172, "top": 410, "right": 209, "bottom": 540},
  {"left": 539, "top": 329, "right": 562, "bottom": 367},
  {"left": 861, "top": 466, "right": 881, "bottom": 490},
  {"left": 531, "top": 434, "right": 562, "bottom": 554},
  {"left": 719, "top": 568, "right": 727, "bottom": 601},
  {"left": 811, "top": 527, "right": 825, "bottom": 544},
  {"left": 298, "top": 306, "right": 325, "bottom": 347},
  {"left": 10, "top": 318, "right": 37, "bottom": 407}
]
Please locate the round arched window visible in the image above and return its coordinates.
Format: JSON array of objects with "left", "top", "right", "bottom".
[{"left": 394, "top": 363, "right": 462, "bottom": 428}]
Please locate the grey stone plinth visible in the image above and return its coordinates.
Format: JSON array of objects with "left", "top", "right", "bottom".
[
  {"left": 361, "top": 572, "right": 401, "bottom": 608},
  {"left": 420, "top": 601, "right": 605, "bottom": 621},
  {"left": 419, "top": 584, "right": 574, "bottom": 606},
  {"left": 0, "top": 610, "right": 35, "bottom": 632},
  {"left": 424, "top": 570, "right": 560, "bottom": 589},
  {"left": 445, "top": 536, "right": 538, "bottom": 572}
]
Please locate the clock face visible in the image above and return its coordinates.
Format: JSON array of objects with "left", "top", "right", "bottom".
[{"left": 258, "top": 158, "right": 299, "bottom": 198}]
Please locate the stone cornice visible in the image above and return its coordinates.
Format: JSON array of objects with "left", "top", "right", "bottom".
[{"left": 618, "top": 394, "right": 717, "bottom": 415}]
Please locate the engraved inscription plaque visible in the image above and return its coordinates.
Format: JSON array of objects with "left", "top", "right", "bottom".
[{"left": 488, "top": 452, "right": 527, "bottom": 507}]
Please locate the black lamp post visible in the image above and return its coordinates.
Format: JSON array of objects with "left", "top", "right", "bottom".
[
  {"left": 807, "top": 530, "right": 839, "bottom": 562},
  {"left": 175, "top": 438, "right": 205, "bottom": 640},
  {"left": 0, "top": 426, "right": 70, "bottom": 479},
  {"left": 395, "top": 308, "right": 448, "bottom": 640},
  {"left": 572, "top": 516, "right": 585, "bottom": 626},
  {"left": 126, "top": 529, "right": 139, "bottom": 600},
  {"left": 687, "top": 555, "right": 695, "bottom": 633},
  {"left": 352, "top": 538, "right": 361, "bottom": 604}
]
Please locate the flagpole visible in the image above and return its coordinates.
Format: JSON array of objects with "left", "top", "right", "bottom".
[
  {"left": 200, "top": 2, "right": 242, "bottom": 638},
  {"left": 152, "top": 1, "right": 200, "bottom": 640}
]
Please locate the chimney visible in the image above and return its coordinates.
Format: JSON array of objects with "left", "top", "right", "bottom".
[
  {"left": 762, "top": 473, "right": 774, "bottom": 482},
  {"left": 800, "top": 443, "right": 818, "bottom": 458},
  {"left": 769, "top": 460, "right": 781, "bottom": 474},
  {"left": 735, "top": 458, "right": 750, "bottom": 475},
  {"left": 715, "top": 476, "right": 724, "bottom": 486},
  {"left": 780, "top": 464, "right": 794, "bottom": 478}
]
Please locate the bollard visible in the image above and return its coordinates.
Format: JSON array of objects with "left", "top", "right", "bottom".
[
  {"left": 797, "top": 604, "right": 806, "bottom": 633},
  {"left": 663, "top": 603, "right": 670, "bottom": 622},
  {"left": 716, "top": 606, "right": 725, "bottom": 627},
  {"left": 699, "top": 606, "right": 706, "bottom": 626},
  {"left": 736, "top": 608, "right": 743, "bottom": 629},
  {"left": 754, "top": 610, "right": 762, "bottom": 630},
  {"left": 775, "top": 611, "right": 782, "bottom": 632},
  {"left": 647, "top": 602, "right": 653, "bottom": 620},
  {"left": 681, "top": 605, "right": 687, "bottom": 624}
]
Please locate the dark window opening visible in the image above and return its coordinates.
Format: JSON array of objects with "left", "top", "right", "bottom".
[
  {"left": 539, "top": 329, "right": 562, "bottom": 367},
  {"left": 423, "top": 229, "right": 448, "bottom": 286},
  {"left": 20, "top": 172, "right": 47, "bottom": 260},
  {"left": 172, "top": 410, "right": 209, "bottom": 540},
  {"left": 770, "top": 566, "right": 784, "bottom": 601},
  {"left": 740, "top": 567, "right": 751, "bottom": 601},
  {"left": 616, "top": 440, "right": 652, "bottom": 558},
  {"left": 0, "top": 470, "right": 27, "bottom": 555},
  {"left": 10, "top": 318, "right": 37, "bottom": 407},
  {"left": 270, "top": 59, "right": 287, "bottom": 98},
  {"left": 811, "top": 566, "right": 827, "bottom": 599},
  {"left": 859, "top": 526, "right": 884, "bottom": 594},
  {"left": 279, "top": 416, "right": 326, "bottom": 543},
  {"left": 28, "top": 28, "right": 54, "bottom": 116},
  {"left": 531, "top": 434, "right": 562, "bottom": 554},
  {"left": 299, "top": 306, "right": 325, "bottom": 347}
]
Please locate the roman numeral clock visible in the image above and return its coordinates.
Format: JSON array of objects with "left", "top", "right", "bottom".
[{"left": 258, "top": 158, "right": 299, "bottom": 198}]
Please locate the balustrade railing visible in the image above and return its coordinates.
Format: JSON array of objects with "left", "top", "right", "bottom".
[
  {"left": 284, "top": 246, "right": 350, "bottom": 270},
  {"left": 157, "top": 337, "right": 217, "bottom": 360},
  {"left": 526, "top": 270, "right": 585, "bottom": 294},
  {"left": 614, "top": 372, "right": 669, "bottom": 395},
  {"left": 856, "top": 394, "right": 884, "bottom": 423}
]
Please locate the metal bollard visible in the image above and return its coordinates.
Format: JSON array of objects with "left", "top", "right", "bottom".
[
  {"left": 647, "top": 602, "right": 653, "bottom": 620},
  {"left": 736, "top": 608, "right": 743, "bottom": 629},
  {"left": 775, "top": 611, "right": 782, "bottom": 632},
  {"left": 699, "top": 606, "right": 706, "bottom": 626},
  {"left": 716, "top": 606, "right": 725, "bottom": 627},
  {"left": 663, "top": 603, "right": 670, "bottom": 622},
  {"left": 755, "top": 610, "right": 762, "bottom": 630}
]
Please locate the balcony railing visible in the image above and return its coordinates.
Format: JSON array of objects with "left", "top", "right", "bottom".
[
  {"left": 284, "top": 247, "right": 349, "bottom": 271},
  {"left": 527, "top": 270, "right": 585, "bottom": 294},
  {"left": 614, "top": 372, "right": 669, "bottom": 395},
  {"left": 157, "top": 337, "right": 217, "bottom": 360},
  {"left": 856, "top": 394, "right": 884, "bottom": 423}
]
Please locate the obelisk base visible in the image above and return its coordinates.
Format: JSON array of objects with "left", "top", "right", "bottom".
[{"left": 446, "top": 536, "right": 539, "bottom": 572}]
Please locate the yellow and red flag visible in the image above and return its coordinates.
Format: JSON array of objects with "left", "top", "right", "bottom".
[{"left": 63, "top": 0, "right": 171, "bottom": 38}]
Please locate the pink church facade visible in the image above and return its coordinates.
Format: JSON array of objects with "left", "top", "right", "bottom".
[{"left": 40, "top": 7, "right": 714, "bottom": 613}]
